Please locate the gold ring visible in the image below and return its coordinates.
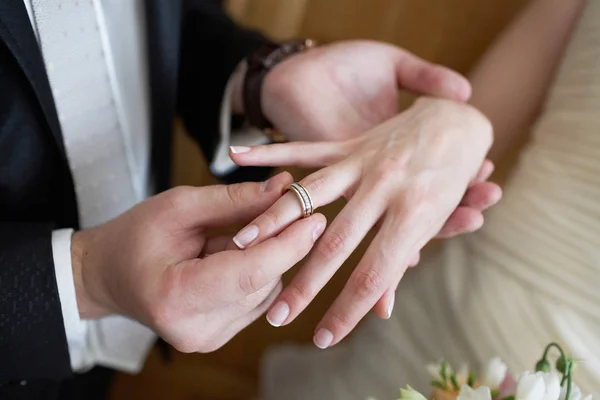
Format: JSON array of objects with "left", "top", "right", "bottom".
[{"left": 285, "top": 183, "right": 314, "bottom": 218}]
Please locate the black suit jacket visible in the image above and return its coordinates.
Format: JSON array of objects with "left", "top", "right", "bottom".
[{"left": 0, "top": 0, "right": 270, "bottom": 395}]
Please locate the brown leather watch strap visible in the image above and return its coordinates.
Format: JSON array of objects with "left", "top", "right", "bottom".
[{"left": 243, "top": 39, "right": 316, "bottom": 139}]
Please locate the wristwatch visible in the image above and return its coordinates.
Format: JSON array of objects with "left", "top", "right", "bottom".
[{"left": 243, "top": 38, "right": 316, "bottom": 142}]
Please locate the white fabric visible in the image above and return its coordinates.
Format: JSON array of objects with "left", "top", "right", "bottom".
[
  {"left": 261, "top": 1, "right": 600, "bottom": 398},
  {"left": 30, "top": 0, "right": 155, "bottom": 373},
  {"left": 211, "top": 76, "right": 270, "bottom": 176}
]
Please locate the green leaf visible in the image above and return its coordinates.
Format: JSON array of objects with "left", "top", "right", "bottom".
[
  {"left": 501, "top": 396, "right": 515, "bottom": 400},
  {"left": 450, "top": 373, "right": 460, "bottom": 391},
  {"left": 491, "top": 389, "right": 500, "bottom": 398},
  {"left": 431, "top": 380, "right": 446, "bottom": 390},
  {"left": 440, "top": 360, "right": 449, "bottom": 381},
  {"left": 467, "top": 371, "right": 477, "bottom": 387}
]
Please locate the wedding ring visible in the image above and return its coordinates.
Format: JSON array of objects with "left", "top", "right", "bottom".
[{"left": 285, "top": 183, "right": 314, "bottom": 218}]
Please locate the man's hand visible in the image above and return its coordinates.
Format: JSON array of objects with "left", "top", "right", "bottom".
[
  {"left": 229, "top": 98, "right": 501, "bottom": 349},
  {"left": 261, "top": 40, "right": 472, "bottom": 142},
  {"left": 70, "top": 172, "right": 326, "bottom": 353}
]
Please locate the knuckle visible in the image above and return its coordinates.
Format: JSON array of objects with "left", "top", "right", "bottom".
[
  {"left": 238, "top": 267, "right": 266, "bottom": 295},
  {"left": 402, "top": 179, "right": 431, "bottom": 208},
  {"left": 171, "top": 337, "right": 199, "bottom": 354},
  {"left": 163, "top": 186, "right": 193, "bottom": 210},
  {"left": 419, "top": 64, "right": 447, "bottom": 89},
  {"left": 302, "top": 175, "right": 326, "bottom": 194},
  {"left": 225, "top": 183, "right": 246, "bottom": 206},
  {"left": 147, "top": 302, "right": 171, "bottom": 330},
  {"left": 370, "top": 159, "right": 409, "bottom": 189},
  {"left": 328, "top": 311, "right": 352, "bottom": 333},
  {"left": 262, "top": 208, "right": 282, "bottom": 231},
  {"left": 317, "top": 231, "right": 345, "bottom": 260},
  {"left": 351, "top": 267, "right": 383, "bottom": 298},
  {"left": 287, "top": 280, "right": 316, "bottom": 305},
  {"left": 195, "top": 338, "right": 225, "bottom": 354}
]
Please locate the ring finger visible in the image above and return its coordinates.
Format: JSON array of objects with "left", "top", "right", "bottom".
[{"left": 232, "top": 161, "right": 360, "bottom": 249}]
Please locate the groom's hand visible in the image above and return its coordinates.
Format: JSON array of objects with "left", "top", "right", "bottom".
[
  {"left": 236, "top": 40, "right": 472, "bottom": 142},
  {"left": 70, "top": 172, "right": 326, "bottom": 353}
]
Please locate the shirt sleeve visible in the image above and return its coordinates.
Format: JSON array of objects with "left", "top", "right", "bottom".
[
  {"left": 210, "top": 71, "right": 270, "bottom": 177},
  {"left": 52, "top": 229, "right": 156, "bottom": 374}
]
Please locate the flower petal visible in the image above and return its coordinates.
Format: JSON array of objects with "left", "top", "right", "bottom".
[
  {"left": 560, "top": 384, "right": 582, "bottom": 400},
  {"left": 399, "top": 386, "right": 428, "bottom": 400},
  {"left": 516, "top": 372, "right": 545, "bottom": 400},
  {"left": 482, "top": 358, "right": 508, "bottom": 388},
  {"left": 458, "top": 385, "right": 493, "bottom": 400},
  {"left": 540, "top": 372, "right": 561, "bottom": 400}
]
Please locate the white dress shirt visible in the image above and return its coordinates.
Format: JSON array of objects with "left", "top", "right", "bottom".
[{"left": 23, "top": 0, "right": 267, "bottom": 374}]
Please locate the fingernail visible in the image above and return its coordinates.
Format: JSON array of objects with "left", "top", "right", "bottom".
[
  {"left": 313, "top": 328, "right": 333, "bottom": 349},
  {"left": 266, "top": 301, "right": 290, "bottom": 327},
  {"left": 261, "top": 174, "right": 280, "bottom": 193},
  {"left": 387, "top": 293, "right": 395, "bottom": 319},
  {"left": 230, "top": 146, "right": 251, "bottom": 154},
  {"left": 233, "top": 225, "right": 259, "bottom": 249},
  {"left": 312, "top": 224, "right": 325, "bottom": 242}
]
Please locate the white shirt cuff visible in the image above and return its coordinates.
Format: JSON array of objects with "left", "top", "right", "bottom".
[
  {"left": 210, "top": 70, "right": 270, "bottom": 177},
  {"left": 52, "top": 229, "right": 156, "bottom": 374}
]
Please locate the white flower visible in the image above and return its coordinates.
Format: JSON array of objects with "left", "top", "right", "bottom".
[
  {"left": 516, "top": 372, "right": 561, "bottom": 400},
  {"left": 398, "top": 386, "right": 428, "bottom": 400},
  {"left": 458, "top": 384, "right": 492, "bottom": 400},
  {"left": 481, "top": 358, "right": 508, "bottom": 389},
  {"left": 516, "top": 372, "right": 545, "bottom": 400},
  {"left": 559, "top": 383, "right": 592, "bottom": 400}
]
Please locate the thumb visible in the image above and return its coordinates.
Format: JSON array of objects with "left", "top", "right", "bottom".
[
  {"left": 179, "top": 171, "right": 293, "bottom": 229},
  {"left": 393, "top": 49, "right": 472, "bottom": 102},
  {"left": 198, "top": 213, "right": 326, "bottom": 298}
]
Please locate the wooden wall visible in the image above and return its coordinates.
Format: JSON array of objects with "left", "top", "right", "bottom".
[{"left": 111, "top": 1, "right": 530, "bottom": 398}]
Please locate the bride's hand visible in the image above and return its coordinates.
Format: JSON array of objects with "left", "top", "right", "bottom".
[{"left": 229, "top": 97, "right": 501, "bottom": 348}]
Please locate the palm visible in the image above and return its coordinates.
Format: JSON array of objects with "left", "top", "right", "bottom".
[{"left": 263, "top": 40, "right": 470, "bottom": 142}]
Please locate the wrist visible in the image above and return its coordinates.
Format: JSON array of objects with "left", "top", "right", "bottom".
[{"left": 71, "top": 230, "right": 113, "bottom": 319}]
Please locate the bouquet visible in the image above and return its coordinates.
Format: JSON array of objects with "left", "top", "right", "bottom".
[{"left": 371, "top": 343, "right": 592, "bottom": 400}]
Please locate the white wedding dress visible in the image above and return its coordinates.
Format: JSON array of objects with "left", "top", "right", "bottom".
[{"left": 260, "top": 1, "right": 600, "bottom": 398}]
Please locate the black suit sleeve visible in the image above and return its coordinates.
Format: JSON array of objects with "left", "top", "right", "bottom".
[
  {"left": 0, "top": 224, "right": 71, "bottom": 382},
  {"left": 177, "top": 0, "right": 273, "bottom": 184}
]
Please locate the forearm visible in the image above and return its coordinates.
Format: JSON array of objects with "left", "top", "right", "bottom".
[{"left": 468, "top": 0, "right": 585, "bottom": 163}]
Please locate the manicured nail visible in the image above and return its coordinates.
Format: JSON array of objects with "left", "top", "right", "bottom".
[
  {"left": 233, "top": 225, "right": 259, "bottom": 249},
  {"left": 230, "top": 146, "right": 251, "bottom": 154},
  {"left": 387, "top": 292, "right": 395, "bottom": 319},
  {"left": 313, "top": 224, "right": 325, "bottom": 242},
  {"left": 313, "top": 328, "right": 333, "bottom": 349},
  {"left": 266, "top": 301, "right": 290, "bottom": 327}
]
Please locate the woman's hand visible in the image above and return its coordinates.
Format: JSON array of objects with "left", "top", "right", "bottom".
[{"left": 229, "top": 98, "right": 501, "bottom": 349}]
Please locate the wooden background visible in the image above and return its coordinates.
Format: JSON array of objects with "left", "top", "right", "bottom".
[{"left": 111, "top": 1, "right": 529, "bottom": 398}]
